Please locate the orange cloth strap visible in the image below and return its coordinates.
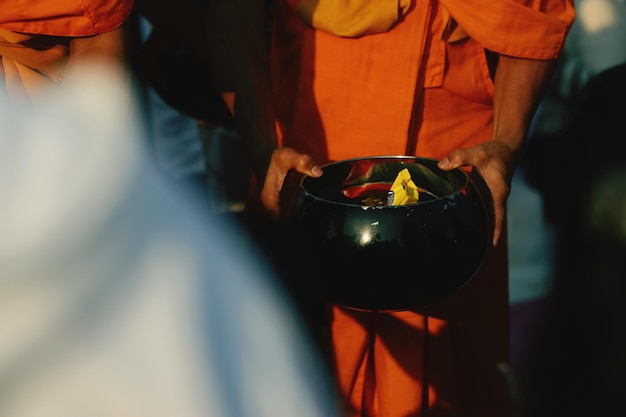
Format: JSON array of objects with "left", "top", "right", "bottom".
[
  {"left": 0, "top": 0, "right": 133, "bottom": 37},
  {"left": 297, "top": 0, "right": 412, "bottom": 37},
  {"left": 440, "top": 0, "right": 575, "bottom": 59}
]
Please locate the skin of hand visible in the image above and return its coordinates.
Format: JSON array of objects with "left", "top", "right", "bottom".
[
  {"left": 438, "top": 55, "right": 558, "bottom": 246},
  {"left": 261, "top": 147, "right": 323, "bottom": 219}
]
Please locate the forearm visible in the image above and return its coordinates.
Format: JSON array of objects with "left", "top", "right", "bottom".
[
  {"left": 439, "top": 55, "right": 559, "bottom": 245},
  {"left": 492, "top": 55, "right": 558, "bottom": 172},
  {"left": 205, "top": 0, "right": 277, "bottom": 185}
]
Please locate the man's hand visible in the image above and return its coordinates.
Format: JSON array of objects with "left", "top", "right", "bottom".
[
  {"left": 438, "top": 140, "right": 518, "bottom": 247},
  {"left": 437, "top": 55, "right": 559, "bottom": 246},
  {"left": 260, "top": 147, "right": 323, "bottom": 219}
]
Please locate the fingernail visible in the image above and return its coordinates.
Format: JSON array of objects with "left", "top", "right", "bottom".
[
  {"left": 311, "top": 166, "right": 323, "bottom": 176},
  {"left": 438, "top": 157, "right": 450, "bottom": 168}
]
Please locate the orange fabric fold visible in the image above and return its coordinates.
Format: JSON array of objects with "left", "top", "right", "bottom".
[
  {"left": 441, "top": 6, "right": 468, "bottom": 43},
  {"left": 440, "top": 0, "right": 575, "bottom": 59},
  {"left": 0, "top": 0, "right": 133, "bottom": 37},
  {"left": 297, "top": 0, "right": 412, "bottom": 37}
]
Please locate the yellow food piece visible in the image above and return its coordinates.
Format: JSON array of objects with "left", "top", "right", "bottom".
[{"left": 390, "top": 168, "right": 419, "bottom": 205}]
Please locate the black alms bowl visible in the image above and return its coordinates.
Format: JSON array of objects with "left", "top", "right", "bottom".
[{"left": 285, "top": 156, "right": 494, "bottom": 312}]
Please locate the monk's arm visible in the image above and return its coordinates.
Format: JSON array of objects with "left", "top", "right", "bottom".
[
  {"left": 489, "top": 56, "right": 558, "bottom": 243},
  {"left": 205, "top": 0, "right": 322, "bottom": 216},
  {"left": 491, "top": 55, "right": 558, "bottom": 171},
  {"left": 439, "top": 55, "right": 558, "bottom": 246},
  {"left": 205, "top": 0, "right": 277, "bottom": 185}
]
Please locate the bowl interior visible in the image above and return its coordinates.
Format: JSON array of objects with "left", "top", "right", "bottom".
[{"left": 302, "top": 156, "right": 469, "bottom": 207}]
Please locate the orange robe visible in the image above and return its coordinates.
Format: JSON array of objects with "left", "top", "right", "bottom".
[
  {"left": 271, "top": 1, "right": 574, "bottom": 416},
  {"left": 0, "top": 0, "right": 133, "bottom": 98}
]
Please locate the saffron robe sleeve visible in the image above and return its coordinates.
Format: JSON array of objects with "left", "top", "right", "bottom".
[{"left": 440, "top": 0, "right": 575, "bottom": 59}]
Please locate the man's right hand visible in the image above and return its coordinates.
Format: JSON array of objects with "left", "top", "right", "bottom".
[{"left": 260, "top": 147, "right": 323, "bottom": 219}]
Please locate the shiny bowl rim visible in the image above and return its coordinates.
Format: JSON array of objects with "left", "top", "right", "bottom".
[{"left": 299, "top": 155, "right": 471, "bottom": 208}]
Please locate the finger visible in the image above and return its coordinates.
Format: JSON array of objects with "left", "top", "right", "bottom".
[
  {"left": 260, "top": 187, "right": 280, "bottom": 219},
  {"left": 438, "top": 148, "right": 472, "bottom": 171},
  {"left": 274, "top": 147, "right": 322, "bottom": 176},
  {"left": 293, "top": 153, "right": 323, "bottom": 177},
  {"left": 492, "top": 207, "right": 504, "bottom": 247},
  {"left": 260, "top": 169, "right": 284, "bottom": 219},
  {"left": 490, "top": 186, "right": 509, "bottom": 246}
]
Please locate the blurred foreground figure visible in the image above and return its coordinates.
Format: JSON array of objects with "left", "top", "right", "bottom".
[{"left": 0, "top": 63, "right": 340, "bottom": 417}]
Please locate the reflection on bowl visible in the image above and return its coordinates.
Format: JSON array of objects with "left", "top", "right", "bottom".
[{"left": 285, "top": 156, "right": 494, "bottom": 312}]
